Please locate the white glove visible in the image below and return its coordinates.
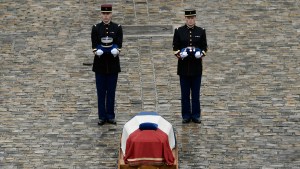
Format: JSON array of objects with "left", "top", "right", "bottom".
[
  {"left": 95, "top": 49, "right": 103, "bottom": 56},
  {"left": 180, "top": 51, "right": 188, "bottom": 59},
  {"left": 195, "top": 51, "right": 202, "bottom": 59},
  {"left": 111, "top": 48, "right": 119, "bottom": 57}
]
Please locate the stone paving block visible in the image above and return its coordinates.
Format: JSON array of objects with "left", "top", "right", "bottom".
[{"left": 123, "top": 25, "right": 173, "bottom": 36}]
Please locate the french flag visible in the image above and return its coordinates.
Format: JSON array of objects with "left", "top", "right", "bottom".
[{"left": 121, "top": 112, "right": 176, "bottom": 165}]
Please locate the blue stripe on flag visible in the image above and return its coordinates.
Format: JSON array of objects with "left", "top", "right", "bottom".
[{"left": 137, "top": 112, "right": 159, "bottom": 116}]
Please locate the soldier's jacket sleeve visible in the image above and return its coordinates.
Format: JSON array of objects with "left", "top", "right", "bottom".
[
  {"left": 200, "top": 29, "right": 208, "bottom": 53},
  {"left": 172, "top": 28, "right": 180, "bottom": 54},
  {"left": 115, "top": 25, "right": 123, "bottom": 49},
  {"left": 91, "top": 25, "right": 98, "bottom": 51}
]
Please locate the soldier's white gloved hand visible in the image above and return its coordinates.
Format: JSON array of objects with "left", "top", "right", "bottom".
[
  {"left": 180, "top": 51, "right": 188, "bottom": 59},
  {"left": 195, "top": 51, "right": 202, "bottom": 59},
  {"left": 111, "top": 48, "right": 119, "bottom": 57},
  {"left": 95, "top": 49, "right": 103, "bottom": 56}
]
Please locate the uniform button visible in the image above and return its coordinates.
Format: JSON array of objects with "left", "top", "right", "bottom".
[
  {"left": 106, "top": 32, "right": 108, "bottom": 34},
  {"left": 190, "top": 43, "right": 192, "bottom": 45}
]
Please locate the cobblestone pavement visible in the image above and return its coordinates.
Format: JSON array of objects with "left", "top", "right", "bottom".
[{"left": 1, "top": 0, "right": 299, "bottom": 168}]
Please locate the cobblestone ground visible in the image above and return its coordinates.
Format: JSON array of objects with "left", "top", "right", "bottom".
[{"left": 1, "top": 0, "right": 299, "bottom": 169}]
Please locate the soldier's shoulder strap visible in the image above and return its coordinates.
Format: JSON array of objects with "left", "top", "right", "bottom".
[
  {"left": 177, "top": 24, "right": 186, "bottom": 30},
  {"left": 175, "top": 25, "right": 183, "bottom": 30},
  {"left": 93, "top": 22, "right": 101, "bottom": 28}
]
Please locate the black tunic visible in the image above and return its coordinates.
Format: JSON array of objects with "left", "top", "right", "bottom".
[
  {"left": 172, "top": 24, "right": 207, "bottom": 76},
  {"left": 91, "top": 21, "right": 123, "bottom": 74}
]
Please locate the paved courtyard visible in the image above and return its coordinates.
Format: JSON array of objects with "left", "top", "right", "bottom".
[{"left": 1, "top": 0, "right": 299, "bottom": 168}]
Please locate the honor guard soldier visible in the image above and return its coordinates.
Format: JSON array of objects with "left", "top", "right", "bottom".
[
  {"left": 172, "top": 9, "right": 208, "bottom": 124},
  {"left": 91, "top": 4, "right": 123, "bottom": 125}
]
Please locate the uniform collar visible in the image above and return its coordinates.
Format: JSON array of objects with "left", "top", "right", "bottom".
[
  {"left": 185, "top": 24, "right": 195, "bottom": 30},
  {"left": 102, "top": 21, "right": 111, "bottom": 26}
]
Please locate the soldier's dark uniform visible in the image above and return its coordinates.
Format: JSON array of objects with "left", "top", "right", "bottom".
[
  {"left": 172, "top": 9, "right": 208, "bottom": 123},
  {"left": 173, "top": 25, "right": 207, "bottom": 76},
  {"left": 91, "top": 4, "right": 123, "bottom": 125},
  {"left": 91, "top": 21, "right": 122, "bottom": 74}
]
